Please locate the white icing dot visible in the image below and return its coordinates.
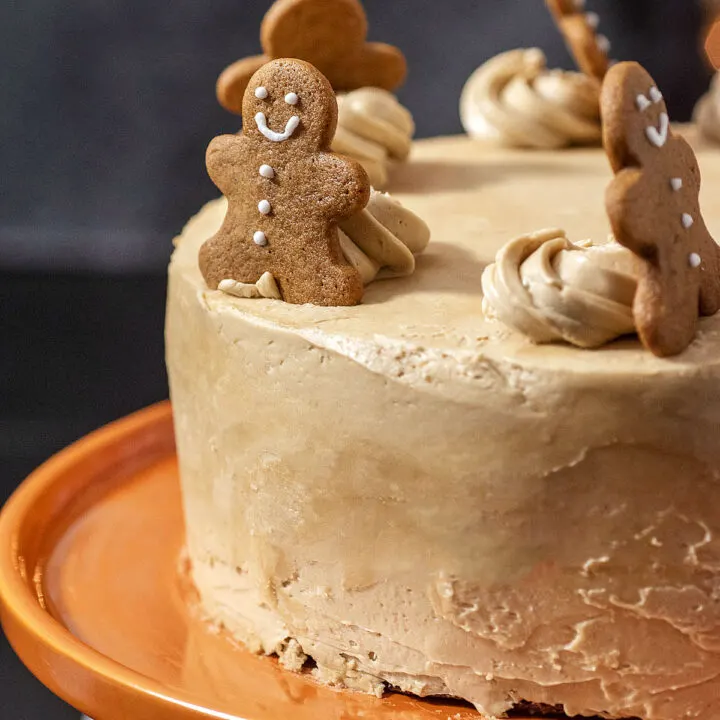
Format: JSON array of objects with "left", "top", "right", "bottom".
[
  {"left": 253, "top": 231, "right": 267, "bottom": 246},
  {"left": 596, "top": 34, "right": 611, "bottom": 53},
  {"left": 636, "top": 94, "right": 651, "bottom": 112},
  {"left": 689, "top": 253, "right": 702, "bottom": 268},
  {"left": 259, "top": 164, "right": 275, "bottom": 179},
  {"left": 258, "top": 199, "right": 271, "bottom": 215},
  {"left": 682, "top": 213, "right": 695, "bottom": 229},
  {"left": 285, "top": 92, "right": 299, "bottom": 106},
  {"left": 585, "top": 11, "right": 600, "bottom": 28},
  {"left": 649, "top": 86, "right": 663, "bottom": 104},
  {"left": 255, "top": 86, "right": 268, "bottom": 99},
  {"left": 670, "top": 177, "right": 683, "bottom": 191}
]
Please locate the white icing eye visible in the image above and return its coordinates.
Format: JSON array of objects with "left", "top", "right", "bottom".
[
  {"left": 636, "top": 94, "right": 651, "bottom": 112},
  {"left": 285, "top": 92, "right": 299, "bottom": 106},
  {"left": 255, "top": 86, "right": 268, "bottom": 100}
]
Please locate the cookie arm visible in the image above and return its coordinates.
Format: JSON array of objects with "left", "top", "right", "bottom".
[
  {"left": 348, "top": 43, "right": 407, "bottom": 92},
  {"left": 206, "top": 134, "right": 248, "bottom": 196},
  {"left": 323, "top": 154, "right": 371, "bottom": 221},
  {"left": 606, "top": 168, "right": 659, "bottom": 260}
]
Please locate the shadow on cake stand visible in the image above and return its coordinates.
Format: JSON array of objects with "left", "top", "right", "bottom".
[{"left": 0, "top": 402, "right": 533, "bottom": 720}]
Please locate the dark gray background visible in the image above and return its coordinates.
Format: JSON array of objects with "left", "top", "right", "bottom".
[
  {"left": 0, "top": 1, "right": 716, "bottom": 718},
  {"left": 0, "top": 0, "right": 713, "bottom": 273}
]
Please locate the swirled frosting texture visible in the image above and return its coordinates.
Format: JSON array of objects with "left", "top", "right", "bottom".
[
  {"left": 461, "top": 48, "right": 602, "bottom": 149},
  {"left": 482, "top": 228, "right": 642, "bottom": 348},
  {"left": 338, "top": 190, "right": 430, "bottom": 284},
  {"left": 215, "top": 191, "right": 430, "bottom": 299},
  {"left": 332, "top": 88, "right": 415, "bottom": 189},
  {"left": 694, "top": 72, "right": 720, "bottom": 145}
]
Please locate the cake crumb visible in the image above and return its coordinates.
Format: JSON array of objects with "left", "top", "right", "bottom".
[{"left": 278, "top": 638, "right": 307, "bottom": 672}]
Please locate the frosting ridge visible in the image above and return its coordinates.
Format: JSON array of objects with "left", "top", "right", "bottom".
[
  {"left": 482, "top": 228, "right": 641, "bottom": 348},
  {"left": 338, "top": 190, "right": 431, "bottom": 283},
  {"left": 460, "top": 48, "right": 602, "bottom": 149},
  {"left": 332, "top": 88, "right": 415, "bottom": 188}
]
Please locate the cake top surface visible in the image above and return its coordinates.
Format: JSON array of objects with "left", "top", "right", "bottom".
[{"left": 173, "top": 131, "right": 720, "bottom": 377}]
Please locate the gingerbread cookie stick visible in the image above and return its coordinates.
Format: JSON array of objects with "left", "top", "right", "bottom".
[
  {"left": 603, "top": 62, "right": 720, "bottom": 357},
  {"left": 217, "top": 0, "right": 406, "bottom": 114},
  {"left": 200, "top": 59, "right": 371, "bottom": 306},
  {"left": 545, "top": 0, "right": 610, "bottom": 80}
]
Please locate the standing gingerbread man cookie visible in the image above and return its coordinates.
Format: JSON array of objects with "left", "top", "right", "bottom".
[
  {"left": 199, "top": 59, "right": 370, "bottom": 306},
  {"left": 545, "top": 0, "right": 611, "bottom": 81},
  {"left": 603, "top": 62, "right": 720, "bottom": 357},
  {"left": 217, "top": 0, "right": 406, "bottom": 115}
]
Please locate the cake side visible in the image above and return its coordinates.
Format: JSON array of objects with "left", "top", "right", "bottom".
[{"left": 167, "top": 135, "right": 720, "bottom": 719}]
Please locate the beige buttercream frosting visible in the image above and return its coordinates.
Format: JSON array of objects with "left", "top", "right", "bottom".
[
  {"left": 460, "top": 48, "right": 602, "bottom": 149},
  {"left": 168, "top": 133, "right": 720, "bottom": 720},
  {"left": 338, "top": 190, "right": 431, "bottom": 284},
  {"left": 218, "top": 272, "right": 281, "bottom": 299},
  {"left": 694, "top": 72, "right": 720, "bottom": 144},
  {"left": 482, "top": 228, "right": 642, "bottom": 348},
  {"left": 332, "top": 88, "right": 415, "bottom": 189}
]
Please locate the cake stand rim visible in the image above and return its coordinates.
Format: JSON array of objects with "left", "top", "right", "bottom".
[
  {"left": 0, "top": 401, "right": 242, "bottom": 719},
  {"left": 0, "top": 402, "right": 512, "bottom": 720}
]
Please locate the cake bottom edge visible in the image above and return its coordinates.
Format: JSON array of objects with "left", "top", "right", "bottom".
[{"left": 183, "top": 553, "right": 644, "bottom": 720}]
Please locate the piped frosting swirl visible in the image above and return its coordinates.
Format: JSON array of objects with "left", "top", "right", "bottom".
[
  {"left": 482, "top": 228, "right": 642, "bottom": 348},
  {"left": 694, "top": 72, "right": 720, "bottom": 145},
  {"left": 460, "top": 49, "right": 602, "bottom": 149},
  {"left": 217, "top": 191, "right": 430, "bottom": 300},
  {"left": 338, "top": 190, "right": 431, "bottom": 284},
  {"left": 332, "top": 88, "right": 415, "bottom": 189}
]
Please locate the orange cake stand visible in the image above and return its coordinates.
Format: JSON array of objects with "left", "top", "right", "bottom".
[{"left": 0, "top": 402, "right": 523, "bottom": 720}]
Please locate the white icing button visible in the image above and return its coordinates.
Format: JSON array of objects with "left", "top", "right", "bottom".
[
  {"left": 585, "top": 12, "right": 600, "bottom": 28},
  {"left": 649, "top": 86, "right": 663, "bottom": 104},
  {"left": 255, "top": 86, "right": 268, "bottom": 99},
  {"left": 671, "top": 178, "right": 683, "bottom": 191},
  {"left": 285, "top": 92, "right": 299, "bottom": 106},
  {"left": 259, "top": 164, "right": 275, "bottom": 179},
  {"left": 258, "top": 199, "right": 271, "bottom": 215},
  {"left": 596, "top": 34, "right": 611, "bottom": 53},
  {"left": 253, "top": 231, "right": 267, "bottom": 246},
  {"left": 689, "top": 252, "right": 702, "bottom": 268},
  {"left": 682, "top": 213, "right": 694, "bottom": 229}
]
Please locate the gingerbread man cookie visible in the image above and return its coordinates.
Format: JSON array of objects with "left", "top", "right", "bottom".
[
  {"left": 603, "top": 61, "right": 720, "bottom": 357},
  {"left": 217, "top": 0, "right": 406, "bottom": 114},
  {"left": 545, "top": 0, "right": 610, "bottom": 81},
  {"left": 200, "top": 58, "right": 370, "bottom": 306}
]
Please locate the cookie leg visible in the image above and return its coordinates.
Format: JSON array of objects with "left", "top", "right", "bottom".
[
  {"left": 281, "top": 260, "right": 363, "bottom": 306},
  {"left": 634, "top": 275, "right": 700, "bottom": 357}
]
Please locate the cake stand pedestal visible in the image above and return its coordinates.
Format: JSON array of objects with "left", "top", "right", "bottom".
[{"left": 0, "top": 402, "right": 503, "bottom": 720}]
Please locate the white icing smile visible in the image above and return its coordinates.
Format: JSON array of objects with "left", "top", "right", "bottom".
[
  {"left": 645, "top": 112, "right": 669, "bottom": 148},
  {"left": 255, "top": 112, "right": 300, "bottom": 142}
]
